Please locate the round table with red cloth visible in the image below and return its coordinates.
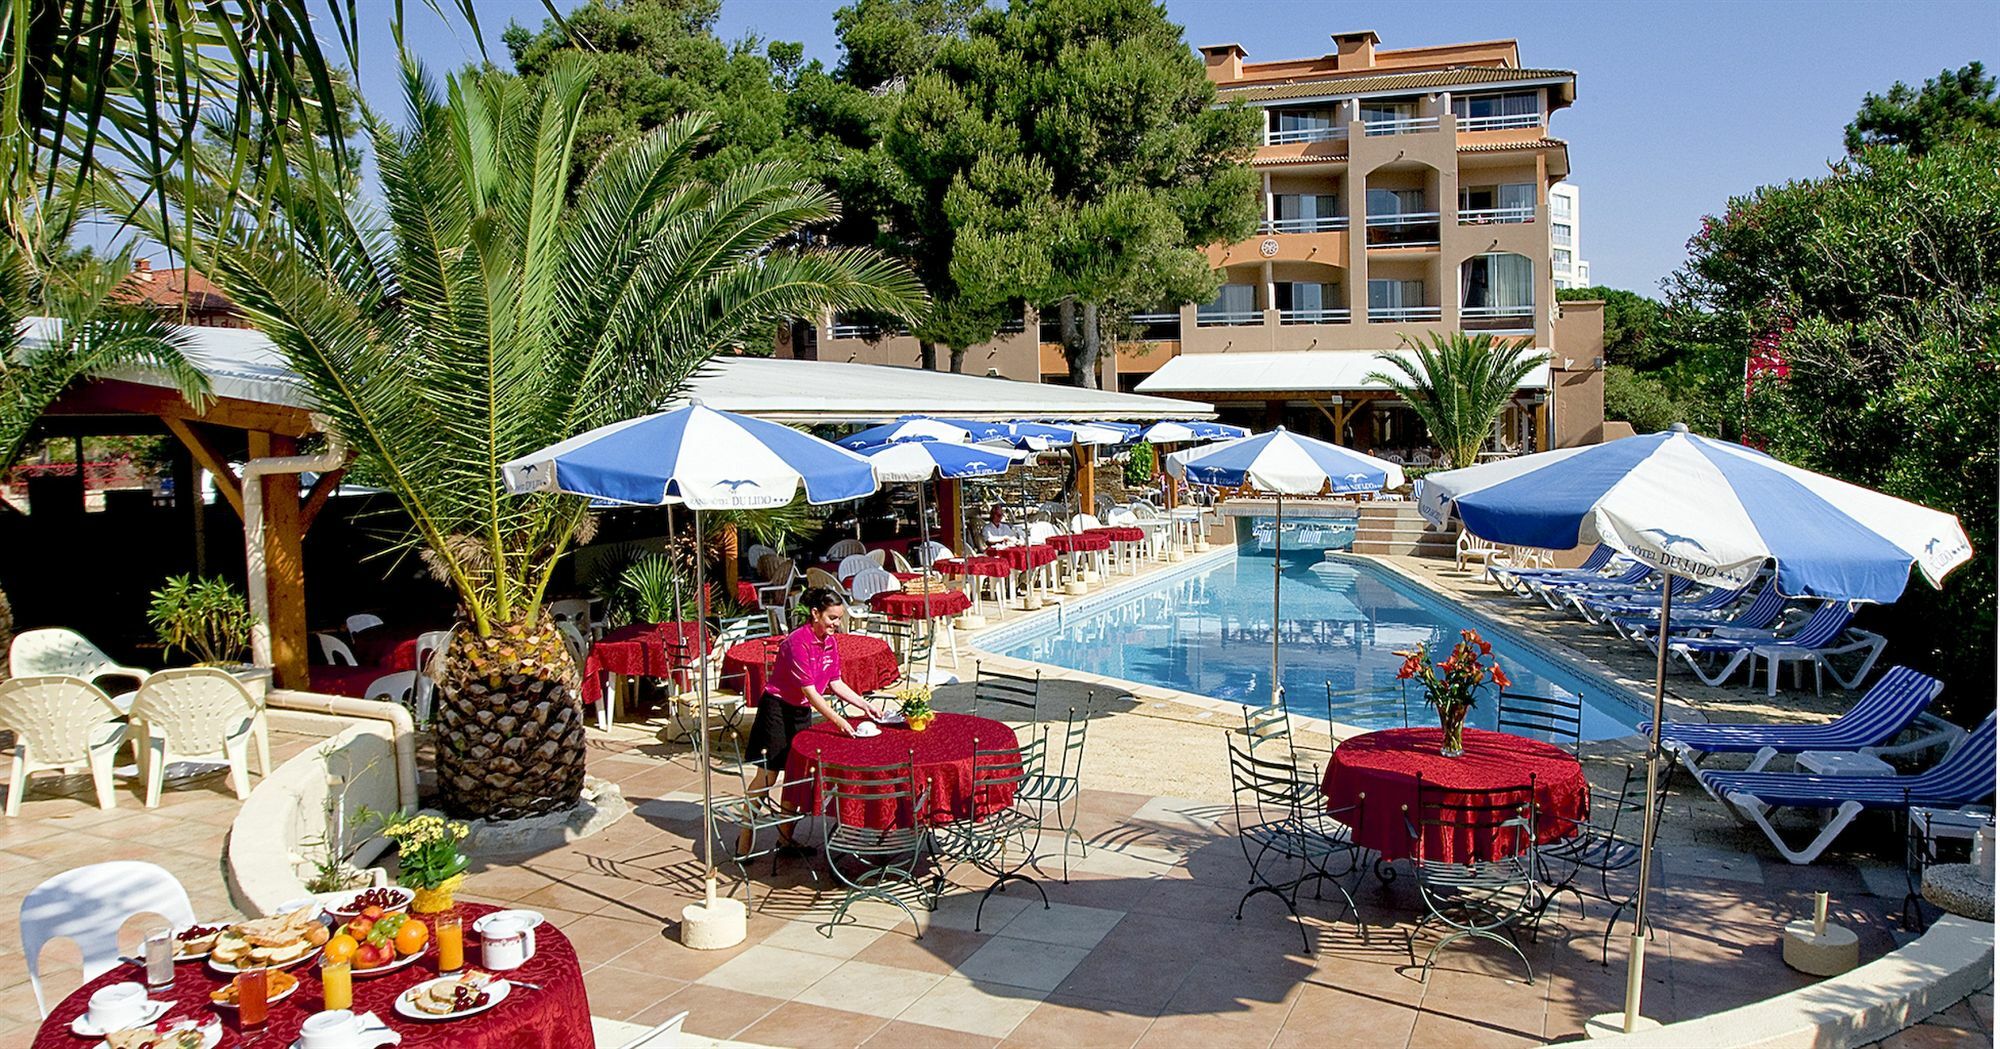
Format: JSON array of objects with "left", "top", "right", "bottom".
[
  {"left": 989, "top": 543, "right": 1057, "bottom": 572},
  {"left": 735, "top": 581, "right": 760, "bottom": 606},
  {"left": 781, "top": 712, "right": 1019, "bottom": 828},
  {"left": 871, "top": 588, "right": 971, "bottom": 621},
  {"left": 1045, "top": 532, "right": 1109, "bottom": 554},
  {"left": 1087, "top": 526, "right": 1147, "bottom": 544},
  {"left": 938, "top": 555, "right": 1012, "bottom": 580},
  {"left": 30, "top": 903, "right": 590, "bottom": 1049},
  {"left": 578, "top": 621, "right": 707, "bottom": 703},
  {"left": 722, "top": 632, "right": 899, "bottom": 705},
  {"left": 1321, "top": 727, "right": 1589, "bottom": 863}
]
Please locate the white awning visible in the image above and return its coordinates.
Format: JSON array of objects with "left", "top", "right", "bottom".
[
  {"left": 671, "top": 356, "right": 1215, "bottom": 422},
  {"left": 21, "top": 316, "right": 312, "bottom": 410},
  {"left": 1134, "top": 349, "right": 1550, "bottom": 396}
]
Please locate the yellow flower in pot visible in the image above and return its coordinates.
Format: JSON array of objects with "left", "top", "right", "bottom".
[{"left": 895, "top": 685, "right": 935, "bottom": 732}]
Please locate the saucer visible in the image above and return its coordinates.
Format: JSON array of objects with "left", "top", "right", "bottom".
[
  {"left": 71, "top": 998, "right": 170, "bottom": 1037},
  {"left": 851, "top": 722, "right": 882, "bottom": 738}
]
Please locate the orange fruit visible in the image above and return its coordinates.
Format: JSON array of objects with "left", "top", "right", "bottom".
[
  {"left": 394, "top": 920, "right": 428, "bottom": 956},
  {"left": 323, "top": 933, "right": 358, "bottom": 964}
]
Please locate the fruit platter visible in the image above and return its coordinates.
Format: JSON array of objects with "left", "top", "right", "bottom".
[
  {"left": 206, "top": 910, "right": 328, "bottom": 973},
  {"left": 324, "top": 906, "right": 429, "bottom": 976}
]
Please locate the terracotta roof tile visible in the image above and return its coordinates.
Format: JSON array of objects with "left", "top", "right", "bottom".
[
  {"left": 1216, "top": 67, "right": 1574, "bottom": 103},
  {"left": 113, "top": 267, "right": 238, "bottom": 314}
]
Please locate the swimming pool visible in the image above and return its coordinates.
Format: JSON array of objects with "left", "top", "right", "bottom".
[{"left": 981, "top": 549, "right": 1644, "bottom": 740}]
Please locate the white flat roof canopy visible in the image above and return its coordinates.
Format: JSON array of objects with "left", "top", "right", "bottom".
[
  {"left": 672, "top": 356, "right": 1216, "bottom": 422},
  {"left": 1135, "top": 349, "right": 1550, "bottom": 396}
]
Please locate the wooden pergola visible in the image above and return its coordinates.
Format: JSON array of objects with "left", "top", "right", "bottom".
[{"left": 39, "top": 376, "right": 342, "bottom": 688}]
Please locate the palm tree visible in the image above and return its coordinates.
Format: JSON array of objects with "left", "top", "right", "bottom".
[
  {"left": 168, "top": 58, "right": 924, "bottom": 820},
  {"left": 0, "top": 211, "right": 207, "bottom": 666},
  {"left": 1366, "top": 332, "right": 1549, "bottom": 470}
]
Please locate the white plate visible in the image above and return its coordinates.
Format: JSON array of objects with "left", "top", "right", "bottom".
[
  {"left": 348, "top": 943, "right": 427, "bottom": 978},
  {"left": 172, "top": 921, "right": 233, "bottom": 961},
  {"left": 70, "top": 998, "right": 170, "bottom": 1037},
  {"left": 874, "top": 712, "right": 906, "bottom": 725},
  {"left": 851, "top": 722, "right": 882, "bottom": 738},
  {"left": 91, "top": 1019, "right": 221, "bottom": 1049},
  {"left": 471, "top": 910, "right": 545, "bottom": 935},
  {"left": 208, "top": 972, "right": 301, "bottom": 1009},
  {"left": 393, "top": 976, "right": 512, "bottom": 1021},
  {"left": 325, "top": 887, "right": 414, "bottom": 918},
  {"left": 207, "top": 944, "right": 322, "bottom": 976}
]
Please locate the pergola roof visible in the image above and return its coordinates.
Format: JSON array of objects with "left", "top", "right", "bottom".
[{"left": 1134, "top": 349, "right": 1549, "bottom": 396}]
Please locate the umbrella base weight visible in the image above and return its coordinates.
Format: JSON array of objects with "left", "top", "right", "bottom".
[
  {"left": 1065, "top": 581, "right": 1089, "bottom": 596},
  {"left": 1584, "top": 1014, "right": 1660, "bottom": 1039},
  {"left": 681, "top": 894, "right": 747, "bottom": 950},
  {"left": 1781, "top": 919, "right": 1858, "bottom": 976},
  {"left": 955, "top": 613, "right": 986, "bottom": 630}
]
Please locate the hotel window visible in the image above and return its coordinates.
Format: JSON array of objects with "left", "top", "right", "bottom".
[
  {"left": 1276, "top": 282, "right": 1341, "bottom": 320},
  {"left": 1451, "top": 91, "right": 1541, "bottom": 128},
  {"left": 1552, "top": 223, "right": 1573, "bottom": 247},
  {"left": 1551, "top": 194, "right": 1573, "bottom": 220},
  {"left": 1273, "top": 193, "right": 1339, "bottom": 230},
  {"left": 1460, "top": 183, "right": 1535, "bottom": 220},
  {"left": 1366, "top": 188, "right": 1426, "bottom": 216},
  {"left": 1197, "top": 283, "right": 1259, "bottom": 324},
  {"left": 1461, "top": 253, "right": 1535, "bottom": 315},
  {"left": 1553, "top": 249, "right": 1574, "bottom": 269},
  {"left": 1272, "top": 108, "right": 1338, "bottom": 133},
  {"left": 1367, "top": 279, "right": 1425, "bottom": 310},
  {"left": 1359, "top": 99, "right": 1419, "bottom": 133}
]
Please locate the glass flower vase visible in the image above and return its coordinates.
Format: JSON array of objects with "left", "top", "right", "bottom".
[{"left": 1437, "top": 704, "right": 1467, "bottom": 758}]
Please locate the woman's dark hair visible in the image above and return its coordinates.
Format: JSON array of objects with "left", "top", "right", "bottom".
[{"left": 800, "top": 586, "right": 845, "bottom": 614}]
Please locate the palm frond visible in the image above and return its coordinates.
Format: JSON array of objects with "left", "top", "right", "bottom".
[{"left": 1365, "top": 331, "right": 1548, "bottom": 468}]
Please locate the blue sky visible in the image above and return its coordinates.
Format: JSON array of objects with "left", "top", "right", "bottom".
[{"left": 370, "top": 0, "right": 1996, "bottom": 298}]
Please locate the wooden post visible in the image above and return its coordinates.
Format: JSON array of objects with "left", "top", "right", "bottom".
[
  {"left": 1074, "top": 442, "right": 1095, "bottom": 515},
  {"left": 251, "top": 432, "right": 309, "bottom": 690},
  {"left": 939, "top": 478, "right": 963, "bottom": 554},
  {"left": 721, "top": 523, "right": 740, "bottom": 600},
  {"left": 1535, "top": 400, "right": 1551, "bottom": 453}
]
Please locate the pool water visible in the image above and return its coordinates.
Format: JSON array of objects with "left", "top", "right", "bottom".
[{"left": 986, "top": 549, "right": 1642, "bottom": 740}]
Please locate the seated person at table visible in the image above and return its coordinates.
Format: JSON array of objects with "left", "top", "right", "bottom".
[
  {"left": 982, "top": 505, "right": 1021, "bottom": 550},
  {"left": 740, "top": 587, "right": 887, "bottom": 857}
]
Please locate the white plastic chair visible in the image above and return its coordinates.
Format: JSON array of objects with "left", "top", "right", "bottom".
[
  {"left": 744, "top": 543, "right": 777, "bottom": 572},
  {"left": 865, "top": 548, "right": 888, "bottom": 567},
  {"left": 345, "top": 613, "right": 386, "bottom": 634},
  {"left": 547, "top": 598, "right": 591, "bottom": 633},
  {"left": 0, "top": 677, "right": 129, "bottom": 815},
  {"left": 826, "top": 538, "right": 866, "bottom": 560},
  {"left": 364, "top": 671, "right": 419, "bottom": 708},
  {"left": 836, "top": 553, "right": 879, "bottom": 582},
  {"left": 553, "top": 622, "right": 610, "bottom": 731},
  {"left": 315, "top": 632, "right": 358, "bottom": 666},
  {"left": 412, "top": 629, "right": 452, "bottom": 724},
  {"left": 20, "top": 860, "right": 195, "bottom": 1016},
  {"left": 8, "top": 629, "right": 149, "bottom": 688},
  {"left": 914, "top": 541, "right": 952, "bottom": 568},
  {"left": 128, "top": 668, "right": 258, "bottom": 807},
  {"left": 847, "top": 566, "right": 904, "bottom": 605},
  {"left": 804, "top": 567, "right": 847, "bottom": 598},
  {"left": 888, "top": 549, "right": 918, "bottom": 574},
  {"left": 616, "top": 1010, "right": 688, "bottom": 1049}
]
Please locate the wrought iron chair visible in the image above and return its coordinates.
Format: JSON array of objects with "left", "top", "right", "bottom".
[
  {"left": 708, "top": 736, "right": 813, "bottom": 910},
  {"left": 1325, "top": 680, "right": 1411, "bottom": 731},
  {"left": 1405, "top": 775, "right": 1541, "bottom": 982},
  {"left": 1537, "top": 761, "right": 1671, "bottom": 962},
  {"left": 815, "top": 754, "right": 937, "bottom": 940},
  {"left": 1226, "top": 734, "right": 1367, "bottom": 950},
  {"left": 875, "top": 620, "right": 944, "bottom": 690},
  {"left": 1497, "top": 688, "right": 1584, "bottom": 753},
  {"left": 1243, "top": 701, "right": 1318, "bottom": 806},
  {"left": 971, "top": 661, "right": 1040, "bottom": 726},
  {"left": 1018, "top": 695, "right": 1094, "bottom": 881},
  {"left": 933, "top": 735, "right": 1048, "bottom": 930}
]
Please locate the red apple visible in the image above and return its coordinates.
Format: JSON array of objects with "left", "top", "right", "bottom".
[
  {"left": 360, "top": 904, "right": 386, "bottom": 920},
  {"left": 354, "top": 942, "right": 389, "bottom": 969},
  {"left": 345, "top": 917, "right": 374, "bottom": 941}
]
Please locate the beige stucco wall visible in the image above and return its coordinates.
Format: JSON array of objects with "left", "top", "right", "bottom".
[{"left": 1551, "top": 298, "right": 1606, "bottom": 447}]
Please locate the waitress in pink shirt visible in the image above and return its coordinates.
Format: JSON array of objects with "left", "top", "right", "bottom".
[{"left": 740, "top": 586, "right": 885, "bottom": 857}]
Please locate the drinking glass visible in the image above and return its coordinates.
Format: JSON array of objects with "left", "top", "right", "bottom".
[
  {"left": 435, "top": 913, "right": 464, "bottom": 973},
  {"left": 235, "top": 967, "right": 270, "bottom": 1028},
  {"left": 142, "top": 930, "right": 175, "bottom": 989},
  {"left": 320, "top": 958, "right": 352, "bottom": 1011}
]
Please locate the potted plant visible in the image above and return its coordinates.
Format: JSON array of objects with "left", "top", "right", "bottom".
[
  {"left": 146, "top": 574, "right": 252, "bottom": 667},
  {"left": 894, "top": 684, "right": 936, "bottom": 732},
  {"left": 1395, "top": 629, "right": 1510, "bottom": 757},
  {"left": 362, "top": 810, "right": 471, "bottom": 913}
]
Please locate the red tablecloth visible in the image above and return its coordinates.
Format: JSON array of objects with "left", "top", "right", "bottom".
[
  {"left": 31, "top": 903, "right": 590, "bottom": 1049},
  {"left": 579, "top": 622, "right": 707, "bottom": 704},
  {"left": 1087, "top": 526, "right": 1146, "bottom": 544},
  {"left": 1045, "top": 533, "right": 1109, "bottom": 553},
  {"left": 735, "top": 581, "right": 760, "bottom": 606},
  {"left": 1322, "top": 727, "right": 1588, "bottom": 863},
  {"left": 721, "top": 633, "right": 899, "bottom": 705},
  {"left": 307, "top": 665, "right": 388, "bottom": 699},
  {"left": 871, "top": 589, "right": 971, "bottom": 620},
  {"left": 938, "top": 556, "right": 1012, "bottom": 579},
  {"left": 990, "top": 544, "right": 1057, "bottom": 572},
  {"left": 781, "top": 712, "right": 1019, "bottom": 828}
]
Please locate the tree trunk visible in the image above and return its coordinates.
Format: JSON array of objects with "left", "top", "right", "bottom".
[
  {"left": 0, "top": 582, "right": 13, "bottom": 683},
  {"left": 1067, "top": 301, "right": 1102, "bottom": 388},
  {"left": 433, "top": 614, "right": 586, "bottom": 820},
  {"left": 918, "top": 340, "right": 937, "bottom": 371},
  {"left": 948, "top": 344, "right": 967, "bottom": 373}
]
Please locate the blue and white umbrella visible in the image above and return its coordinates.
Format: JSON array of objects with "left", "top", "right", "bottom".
[
  {"left": 502, "top": 402, "right": 876, "bottom": 510},
  {"left": 1165, "top": 428, "right": 1404, "bottom": 707},
  {"left": 863, "top": 441, "right": 1027, "bottom": 619},
  {"left": 837, "top": 415, "right": 1011, "bottom": 450},
  {"left": 1142, "top": 420, "right": 1249, "bottom": 444},
  {"left": 501, "top": 402, "right": 880, "bottom": 939},
  {"left": 1416, "top": 422, "right": 1971, "bottom": 1033}
]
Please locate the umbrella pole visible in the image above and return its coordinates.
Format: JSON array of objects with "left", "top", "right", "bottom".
[
  {"left": 1624, "top": 576, "right": 1672, "bottom": 1032},
  {"left": 1271, "top": 493, "right": 1283, "bottom": 707},
  {"left": 918, "top": 479, "right": 934, "bottom": 642},
  {"left": 693, "top": 507, "right": 717, "bottom": 905}
]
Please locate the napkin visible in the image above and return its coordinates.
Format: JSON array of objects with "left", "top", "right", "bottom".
[{"left": 355, "top": 1012, "right": 402, "bottom": 1047}]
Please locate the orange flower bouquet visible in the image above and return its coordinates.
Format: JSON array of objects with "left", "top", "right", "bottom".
[{"left": 1395, "top": 629, "right": 1511, "bottom": 757}]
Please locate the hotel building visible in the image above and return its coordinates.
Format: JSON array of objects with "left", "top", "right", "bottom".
[{"left": 779, "top": 30, "right": 1606, "bottom": 452}]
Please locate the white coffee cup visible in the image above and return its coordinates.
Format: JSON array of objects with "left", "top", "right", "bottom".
[
  {"left": 481, "top": 918, "right": 530, "bottom": 971},
  {"left": 298, "top": 1010, "right": 363, "bottom": 1049},
  {"left": 86, "top": 982, "right": 147, "bottom": 1031}
]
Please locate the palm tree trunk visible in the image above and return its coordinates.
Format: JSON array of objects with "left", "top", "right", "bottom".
[
  {"left": 433, "top": 614, "right": 587, "bottom": 820},
  {"left": 0, "top": 583, "right": 13, "bottom": 682}
]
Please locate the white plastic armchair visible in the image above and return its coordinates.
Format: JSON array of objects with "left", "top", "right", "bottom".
[
  {"left": 836, "top": 553, "right": 878, "bottom": 581},
  {"left": 128, "top": 668, "right": 259, "bottom": 807},
  {"left": 914, "top": 541, "right": 953, "bottom": 568},
  {"left": 744, "top": 543, "right": 777, "bottom": 572},
  {"left": 0, "top": 677, "right": 129, "bottom": 815},
  {"left": 345, "top": 613, "right": 386, "bottom": 634},
  {"left": 8, "top": 629, "right": 149, "bottom": 689},
  {"left": 315, "top": 632, "right": 359, "bottom": 666},
  {"left": 826, "top": 538, "right": 866, "bottom": 560},
  {"left": 1069, "top": 513, "right": 1107, "bottom": 532},
  {"left": 412, "top": 629, "right": 452, "bottom": 724},
  {"left": 847, "top": 566, "right": 904, "bottom": 605},
  {"left": 1456, "top": 532, "right": 1505, "bottom": 572},
  {"left": 364, "top": 671, "right": 419, "bottom": 708},
  {"left": 20, "top": 860, "right": 195, "bottom": 1016}
]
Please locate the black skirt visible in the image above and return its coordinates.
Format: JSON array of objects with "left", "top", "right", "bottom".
[{"left": 744, "top": 697, "right": 813, "bottom": 772}]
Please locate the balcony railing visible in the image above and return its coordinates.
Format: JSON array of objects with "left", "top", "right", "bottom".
[
  {"left": 1279, "top": 308, "right": 1351, "bottom": 325},
  {"left": 829, "top": 323, "right": 877, "bottom": 339},
  {"left": 1362, "top": 115, "right": 1440, "bottom": 137},
  {"left": 1364, "top": 212, "right": 1442, "bottom": 247},
  {"left": 1260, "top": 215, "right": 1349, "bottom": 234},
  {"left": 1461, "top": 304, "right": 1536, "bottom": 331},
  {"left": 1367, "top": 305, "right": 1441, "bottom": 323},
  {"left": 1459, "top": 206, "right": 1536, "bottom": 225},
  {"left": 1266, "top": 125, "right": 1347, "bottom": 146},
  {"left": 1127, "top": 313, "right": 1181, "bottom": 340},
  {"left": 1195, "top": 310, "right": 1263, "bottom": 327},
  {"left": 1455, "top": 112, "right": 1543, "bottom": 132}
]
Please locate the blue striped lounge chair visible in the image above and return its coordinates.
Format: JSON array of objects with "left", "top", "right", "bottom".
[
  {"left": 1609, "top": 576, "right": 1787, "bottom": 644},
  {"left": 1644, "top": 666, "right": 1944, "bottom": 777},
  {"left": 1530, "top": 562, "right": 1655, "bottom": 609},
  {"left": 1698, "top": 713, "right": 1995, "bottom": 864},
  {"left": 1569, "top": 574, "right": 1704, "bottom": 624},
  {"left": 1670, "top": 602, "right": 1885, "bottom": 696},
  {"left": 1488, "top": 544, "right": 1619, "bottom": 593}
]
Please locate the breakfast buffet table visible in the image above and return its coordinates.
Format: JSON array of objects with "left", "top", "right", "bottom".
[{"left": 34, "top": 903, "right": 590, "bottom": 1049}]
